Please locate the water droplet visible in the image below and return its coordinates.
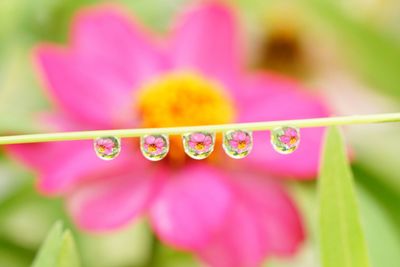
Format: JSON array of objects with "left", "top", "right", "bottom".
[
  {"left": 140, "top": 134, "right": 169, "bottom": 161},
  {"left": 223, "top": 130, "right": 253, "bottom": 159},
  {"left": 183, "top": 132, "right": 216, "bottom": 160},
  {"left": 271, "top": 126, "right": 300, "bottom": 154},
  {"left": 94, "top": 136, "right": 121, "bottom": 160}
]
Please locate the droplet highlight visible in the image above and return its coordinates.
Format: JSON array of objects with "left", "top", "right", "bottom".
[
  {"left": 183, "top": 132, "right": 216, "bottom": 160},
  {"left": 94, "top": 136, "right": 121, "bottom": 160},
  {"left": 223, "top": 130, "right": 253, "bottom": 159},
  {"left": 271, "top": 126, "right": 300, "bottom": 154},
  {"left": 140, "top": 134, "right": 169, "bottom": 161}
]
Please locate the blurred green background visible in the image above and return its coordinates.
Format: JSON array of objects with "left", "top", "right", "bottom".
[{"left": 0, "top": 0, "right": 399, "bottom": 266}]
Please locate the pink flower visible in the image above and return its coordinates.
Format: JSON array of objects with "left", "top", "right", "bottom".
[
  {"left": 279, "top": 128, "right": 299, "bottom": 146},
  {"left": 144, "top": 135, "right": 166, "bottom": 155},
  {"left": 7, "top": 3, "right": 331, "bottom": 266},
  {"left": 229, "top": 131, "right": 251, "bottom": 153},
  {"left": 188, "top": 132, "right": 213, "bottom": 152},
  {"left": 95, "top": 138, "right": 116, "bottom": 155}
]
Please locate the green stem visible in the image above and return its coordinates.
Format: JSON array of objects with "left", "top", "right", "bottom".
[
  {"left": 0, "top": 113, "right": 399, "bottom": 145},
  {"left": 143, "top": 233, "right": 161, "bottom": 267}
]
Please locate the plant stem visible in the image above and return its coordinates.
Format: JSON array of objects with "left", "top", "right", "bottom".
[
  {"left": 143, "top": 233, "right": 161, "bottom": 267},
  {"left": 0, "top": 113, "right": 399, "bottom": 145}
]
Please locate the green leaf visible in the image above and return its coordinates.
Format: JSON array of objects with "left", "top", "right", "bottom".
[
  {"left": 353, "top": 163, "right": 400, "bottom": 235},
  {"left": 357, "top": 186, "right": 400, "bottom": 267},
  {"left": 57, "top": 231, "right": 80, "bottom": 267},
  {"left": 31, "top": 221, "right": 80, "bottom": 267},
  {"left": 31, "top": 221, "right": 63, "bottom": 267},
  {"left": 318, "top": 127, "right": 371, "bottom": 267}
]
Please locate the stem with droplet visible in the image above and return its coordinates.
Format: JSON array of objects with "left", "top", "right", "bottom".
[{"left": 0, "top": 113, "right": 399, "bottom": 145}]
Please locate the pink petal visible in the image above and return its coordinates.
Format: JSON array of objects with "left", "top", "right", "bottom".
[
  {"left": 38, "top": 112, "right": 90, "bottom": 131},
  {"left": 231, "top": 131, "right": 240, "bottom": 141},
  {"left": 187, "top": 141, "right": 195, "bottom": 149},
  {"left": 204, "top": 135, "right": 212, "bottom": 145},
  {"left": 279, "top": 135, "right": 292, "bottom": 144},
  {"left": 7, "top": 140, "right": 133, "bottom": 195},
  {"left": 72, "top": 6, "right": 168, "bottom": 86},
  {"left": 35, "top": 6, "right": 167, "bottom": 127},
  {"left": 149, "top": 163, "right": 233, "bottom": 250},
  {"left": 287, "top": 128, "right": 298, "bottom": 137},
  {"left": 35, "top": 46, "right": 129, "bottom": 127},
  {"left": 237, "top": 131, "right": 247, "bottom": 141},
  {"left": 67, "top": 158, "right": 162, "bottom": 231},
  {"left": 96, "top": 138, "right": 114, "bottom": 148},
  {"left": 198, "top": 170, "right": 304, "bottom": 267},
  {"left": 169, "top": 3, "right": 242, "bottom": 91},
  {"left": 204, "top": 144, "right": 212, "bottom": 151},
  {"left": 238, "top": 73, "right": 330, "bottom": 178},
  {"left": 155, "top": 137, "right": 164, "bottom": 147},
  {"left": 103, "top": 146, "right": 114, "bottom": 155},
  {"left": 145, "top": 135, "right": 156, "bottom": 144},
  {"left": 229, "top": 140, "right": 239, "bottom": 148},
  {"left": 191, "top": 133, "right": 206, "bottom": 143}
]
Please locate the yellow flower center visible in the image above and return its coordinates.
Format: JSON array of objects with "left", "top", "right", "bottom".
[
  {"left": 238, "top": 141, "right": 247, "bottom": 150},
  {"left": 148, "top": 144, "right": 157, "bottom": 152},
  {"left": 135, "top": 72, "right": 235, "bottom": 165},
  {"left": 97, "top": 145, "right": 106, "bottom": 153},
  {"left": 289, "top": 136, "right": 297, "bottom": 145},
  {"left": 195, "top": 143, "right": 205, "bottom": 151}
]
